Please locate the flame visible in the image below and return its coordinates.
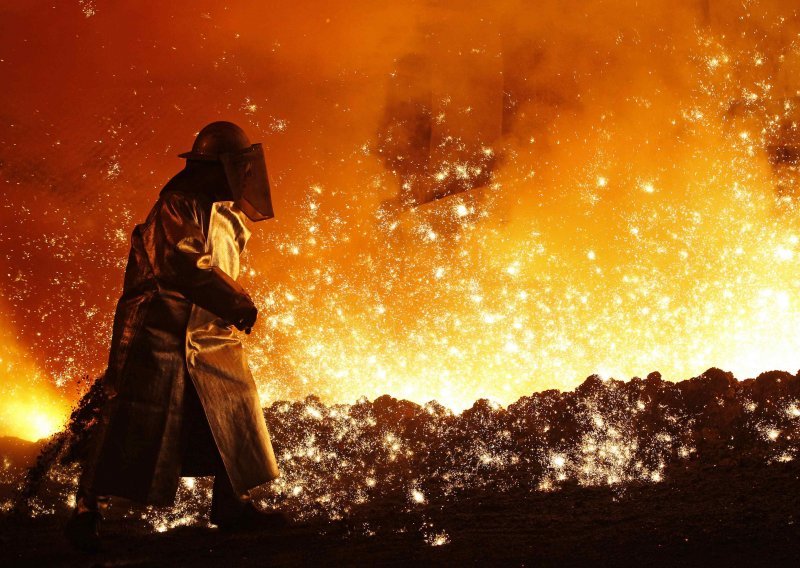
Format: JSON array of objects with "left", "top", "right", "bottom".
[
  {"left": 1, "top": 398, "right": 65, "bottom": 442},
  {"left": 0, "top": 308, "right": 69, "bottom": 441}
]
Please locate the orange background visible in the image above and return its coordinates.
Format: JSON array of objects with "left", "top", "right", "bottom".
[{"left": 2, "top": 1, "right": 800, "bottom": 439}]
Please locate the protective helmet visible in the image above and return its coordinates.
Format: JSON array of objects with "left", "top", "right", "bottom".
[
  {"left": 179, "top": 121, "right": 251, "bottom": 162},
  {"left": 179, "top": 121, "right": 274, "bottom": 222}
]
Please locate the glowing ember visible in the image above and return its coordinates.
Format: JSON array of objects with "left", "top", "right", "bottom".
[{"left": 11, "top": 369, "right": 800, "bottom": 531}]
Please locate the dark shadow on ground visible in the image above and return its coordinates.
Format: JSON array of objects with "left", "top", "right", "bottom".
[{"left": 2, "top": 460, "right": 799, "bottom": 567}]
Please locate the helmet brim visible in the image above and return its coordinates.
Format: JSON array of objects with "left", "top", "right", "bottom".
[{"left": 178, "top": 151, "right": 221, "bottom": 162}]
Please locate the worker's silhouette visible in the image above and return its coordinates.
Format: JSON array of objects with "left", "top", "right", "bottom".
[{"left": 66, "top": 121, "right": 282, "bottom": 551}]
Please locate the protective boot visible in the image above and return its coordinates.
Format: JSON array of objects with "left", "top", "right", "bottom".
[
  {"left": 209, "top": 471, "right": 288, "bottom": 531},
  {"left": 64, "top": 496, "right": 103, "bottom": 552}
]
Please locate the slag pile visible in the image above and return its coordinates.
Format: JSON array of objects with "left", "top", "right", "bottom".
[
  {"left": 13, "top": 368, "right": 800, "bottom": 530},
  {"left": 258, "top": 368, "right": 800, "bottom": 520}
]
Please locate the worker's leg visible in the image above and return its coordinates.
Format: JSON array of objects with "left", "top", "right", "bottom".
[
  {"left": 210, "top": 466, "right": 248, "bottom": 524},
  {"left": 183, "top": 377, "right": 286, "bottom": 529},
  {"left": 65, "top": 479, "right": 105, "bottom": 552},
  {"left": 65, "top": 399, "right": 111, "bottom": 552},
  {"left": 182, "top": 378, "right": 249, "bottom": 524}
]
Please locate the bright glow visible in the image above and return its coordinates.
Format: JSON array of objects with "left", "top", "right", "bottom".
[
  {"left": 4, "top": 0, "right": 800, "bottom": 434},
  {"left": 1, "top": 399, "right": 65, "bottom": 442}
]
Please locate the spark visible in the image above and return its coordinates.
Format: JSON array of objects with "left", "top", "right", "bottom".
[{"left": 426, "top": 531, "right": 450, "bottom": 546}]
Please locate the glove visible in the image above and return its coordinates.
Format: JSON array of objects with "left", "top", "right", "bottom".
[{"left": 231, "top": 295, "right": 258, "bottom": 333}]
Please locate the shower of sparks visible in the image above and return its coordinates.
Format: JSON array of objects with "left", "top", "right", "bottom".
[
  {"left": 226, "top": 2, "right": 800, "bottom": 414},
  {"left": 0, "top": 4, "right": 800, "bottom": 544},
  {"left": 0, "top": 2, "right": 800, "bottom": 430},
  {"left": 77, "top": 0, "right": 96, "bottom": 18}
]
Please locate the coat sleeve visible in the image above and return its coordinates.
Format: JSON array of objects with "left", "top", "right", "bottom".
[{"left": 152, "top": 191, "right": 256, "bottom": 325}]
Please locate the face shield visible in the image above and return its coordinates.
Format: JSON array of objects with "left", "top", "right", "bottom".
[{"left": 220, "top": 143, "right": 274, "bottom": 222}]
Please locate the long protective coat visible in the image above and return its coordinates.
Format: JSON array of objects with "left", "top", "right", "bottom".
[{"left": 87, "top": 169, "right": 279, "bottom": 505}]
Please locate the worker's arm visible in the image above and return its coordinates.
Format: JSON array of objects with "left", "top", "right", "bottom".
[{"left": 152, "top": 191, "right": 257, "bottom": 330}]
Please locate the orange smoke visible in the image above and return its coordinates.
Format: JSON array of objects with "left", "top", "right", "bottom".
[{"left": 1, "top": 1, "right": 800, "bottom": 435}]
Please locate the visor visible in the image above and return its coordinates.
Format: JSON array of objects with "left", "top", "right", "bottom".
[{"left": 220, "top": 143, "right": 274, "bottom": 222}]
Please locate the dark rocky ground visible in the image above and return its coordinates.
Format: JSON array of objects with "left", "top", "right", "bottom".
[
  {"left": 1, "top": 460, "right": 798, "bottom": 567},
  {"left": 2, "top": 368, "right": 800, "bottom": 566}
]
